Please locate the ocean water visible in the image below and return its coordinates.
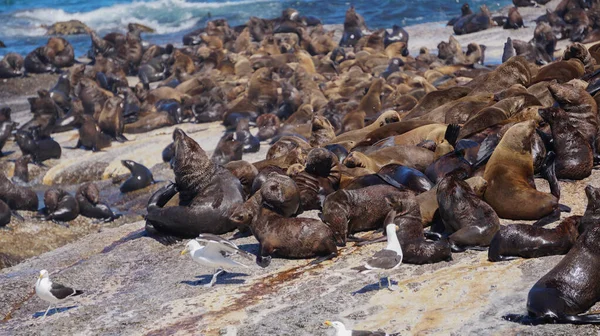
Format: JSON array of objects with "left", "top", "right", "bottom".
[{"left": 0, "top": 0, "right": 513, "bottom": 58}]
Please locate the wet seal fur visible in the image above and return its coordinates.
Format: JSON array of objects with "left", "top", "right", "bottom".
[
  {"left": 488, "top": 215, "right": 581, "bottom": 262},
  {"left": 42, "top": 188, "right": 79, "bottom": 222},
  {"left": 504, "top": 222, "right": 600, "bottom": 325},
  {"left": 145, "top": 128, "right": 244, "bottom": 243},
  {"left": 119, "top": 160, "right": 155, "bottom": 193},
  {"left": 77, "top": 183, "right": 120, "bottom": 222}
]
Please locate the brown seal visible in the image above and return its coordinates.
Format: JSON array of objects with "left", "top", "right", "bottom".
[
  {"left": 145, "top": 128, "right": 244, "bottom": 243},
  {"left": 224, "top": 160, "right": 259, "bottom": 197},
  {"left": 504, "top": 7, "right": 525, "bottom": 29},
  {"left": 12, "top": 155, "right": 31, "bottom": 184},
  {"left": 383, "top": 195, "right": 452, "bottom": 264},
  {"left": 483, "top": 121, "right": 559, "bottom": 220},
  {"left": 437, "top": 171, "right": 500, "bottom": 251},
  {"left": 74, "top": 115, "right": 112, "bottom": 152},
  {"left": 0, "top": 199, "right": 10, "bottom": 227},
  {"left": 329, "top": 110, "right": 400, "bottom": 146},
  {"left": 580, "top": 185, "right": 600, "bottom": 235},
  {"left": 292, "top": 148, "right": 340, "bottom": 211},
  {"left": 503, "top": 221, "right": 600, "bottom": 324},
  {"left": 322, "top": 184, "right": 413, "bottom": 246},
  {"left": 76, "top": 183, "right": 120, "bottom": 222},
  {"left": 229, "top": 174, "right": 337, "bottom": 267},
  {"left": 370, "top": 124, "right": 448, "bottom": 148},
  {"left": 538, "top": 107, "right": 593, "bottom": 180},
  {"left": 42, "top": 188, "right": 79, "bottom": 222},
  {"left": 212, "top": 132, "right": 243, "bottom": 165},
  {"left": 98, "top": 96, "right": 127, "bottom": 142},
  {"left": 353, "top": 120, "right": 437, "bottom": 148},
  {"left": 488, "top": 215, "right": 581, "bottom": 262},
  {"left": 256, "top": 113, "right": 281, "bottom": 141},
  {"left": 0, "top": 53, "right": 24, "bottom": 78},
  {"left": 343, "top": 146, "right": 434, "bottom": 173}
]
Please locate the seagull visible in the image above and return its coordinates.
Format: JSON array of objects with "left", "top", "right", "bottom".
[
  {"left": 35, "top": 270, "right": 83, "bottom": 318},
  {"left": 352, "top": 209, "right": 403, "bottom": 291},
  {"left": 324, "top": 320, "right": 401, "bottom": 336},
  {"left": 180, "top": 233, "right": 255, "bottom": 287}
]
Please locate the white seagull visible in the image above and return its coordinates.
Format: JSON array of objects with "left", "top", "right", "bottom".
[
  {"left": 35, "top": 269, "right": 83, "bottom": 318},
  {"left": 324, "top": 320, "right": 400, "bottom": 336},
  {"left": 181, "top": 233, "right": 255, "bottom": 287},
  {"left": 353, "top": 209, "right": 403, "bottom": 290}
]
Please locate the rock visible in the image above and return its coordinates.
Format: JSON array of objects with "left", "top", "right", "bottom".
[{"left": 43, "top": 20, "right": 90, "bottom": 36}]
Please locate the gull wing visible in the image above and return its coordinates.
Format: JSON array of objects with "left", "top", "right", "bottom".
[{"left": 197, "top": 234, "right": 255, "bottom": 260}]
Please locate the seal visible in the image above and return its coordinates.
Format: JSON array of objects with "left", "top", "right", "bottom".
[
  {"left": 120, "top": 160, "right": 155, "bottom": 193},
  {"left": 483, "top": 121, "right": 559, "bottom": 221},
  {"left": 235, "top": 118, "right": 260, "bottom": 153},
  {"left": 0, "top": 121, "right": 17, "bottom": 156},
  {"left": 504, "top": 7, "right": 525, "bottom": 29},
  {"left": 343, "top": 146, "right": 434, "bottom": 173},
  {"left": 329, "top": 110, "right": 400, "bottom": 146},
  {"left": 503, "top": 222, "right": 600, "bottom": 325},
  {"left": 539, "top": 107, "right": 593, "bottom": 180},
  {"left": 212, "top": 132, "right": 243, "bottom": 165},
  {"left": 229, "top": 175, "right": 337, "bottom": 267},
  {"left": 251, "top": 166, "right": 287, "bottom": 195},
  {"left": 42, "top": 188, "right": 79, "bottom": 222},
  {"left": 292, "top": 148, "right": 340, "bottom": 211},
  {"left": 384, "top": 195, "right": 453, "bottom": 264},
  {"left": 0, "top": 173, "right": 38, "bottom": 211},
  {"left": 145, "top": 128, "right": 244, "bottom": 243},
  {"left": 437, "top": 171, "right": 500, "bottom": 251},
  {"left": 453, "top": 5, "right": 493, "bottom": 35},
  {"left": 14, "top": 130, "right": 61, "bottom": 163},
  {"left": 447, "top": 4, "right": 473, "bottom": 26},
  {"left": 256, "top": 113, "right": 281, "bottom": 141},
  {"left": 98, "top": 96, "right": 127, "bottom": 142},
  {"left": 224, "top": 160, "right": 258, "bottom": 197},
  {"left": 580, "top": 185, "right": 600, "bottom": 235},
  {"left": 0, "top": 53, "right": 24, "bottom": 78},
  {"left": 24, "top": 46, "right": 56, "bottom": 74},
  {"left": 0, "top": 199, "right": 10, "bottom": 227},
  {"left": 162, "top": 142, "right": 175, "bottom": 164},
  {"left": 488, "top": 215, "right": 581, "bottom": 262},
  {"left": 377, "top": 164, "right": 434, "bottom": 193},
  {"left": 76, "top": 183, "right": 121, "bottom": 222},
  {"left": 74, "top": 115, "right": 112, "bottom": 152},
  {"left": 12, "top": 155, "right": 31, "bottom": 184},
  {"left": 322, "top": 184, "right": 413, "bottom": 246}
]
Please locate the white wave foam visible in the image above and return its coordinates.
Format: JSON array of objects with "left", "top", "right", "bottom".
[{"left": 7, "top": 0, "right": 278, "bottom": 37}]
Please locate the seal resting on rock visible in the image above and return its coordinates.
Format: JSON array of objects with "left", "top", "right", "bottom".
[
  {"left": 76, "top": 183, "right": 120, "bottom": 222},
  {"left": 119, "top": 160, "right": 155, "bottom": 193},
  {"left": 488, "top": 215, "right": 581, "bottom": 262},
  {"left": 41, "top": 188, "right": 79, "bottom": 222},
  {"left": 145, "top": 128, "right": 244, "bottom": 243}
]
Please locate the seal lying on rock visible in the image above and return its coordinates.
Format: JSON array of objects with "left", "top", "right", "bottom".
[
  {"left": 77, "top": 183, "right": 121, "bottom": 222},
  {"left": 145, "top": 128, "right": 244, "bottom": 243}
]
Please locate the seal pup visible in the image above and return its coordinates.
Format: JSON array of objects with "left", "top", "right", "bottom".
[
  {"left": 42, "top": 188, "right": 79, "bottom": 223},
  {"left": 483, "top": 121, "right": 559, "bottom": 221},
  {"left": 488, "top": 216, "right": 581, "bottom": 262},
  {"left": 0, "top": 53, "right": 24, "bottom": 78},
  {"left": 229, "top": 175, "right": 337, "bottom": 267},
  {"left": 503, "top": 223, "right": 600, "bottom": 325},
  {"left": 224, "top": 160, "right": 258, "bottom": 197},
  {"left": 97, "top": 96, "right": 127, "bottom": 142},
  {"left": 353, "top": 209, "right": 403, "bottom": 291},
  {"left": 119, "top": 160, "right": 155, "bottom": 193},
  {"left": 235, "top": 118, "right": 260, "bottom": 153},
  {"left": 180, "top": 234, "right": 254, "bottom": 287},
  {"left": 145, "top": 128, "right": 244, "bottom": 243},
  {"left": 35, "top": 270, "right": 83, "bottom": 319},
  {"left": 12, "top": 155, "right": 31, "bottom": 184},
  {"left": 212, "top": 132, "right": 243, "bottom": 165},
  {"left": 14, "top": 130, "right": 61, "bottom": 163},
  {"left": 437, "top": 171, "right": 500, "bottom": 251},
  {"left": 74, "top": 115, "right": 112, "bottom": 152},
  {"left": 76, "top": 183, "right": 120, "bottom": 222}
]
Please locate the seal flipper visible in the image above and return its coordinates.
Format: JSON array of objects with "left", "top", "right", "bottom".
[
  {"left": 309, "top": 252, "right": 337, "bottom": 265},
  {"left": 11, "top": 210, "right": 24, "bottom": 221},
  {"left": 533, "top": 207, "right": 561, "bottom": 227},
  {"left": 540, "top": 151, "right": 560, "bottom": 198},
  {"left": 444, "top": 124, "right": 461, "bottom": 147},
  {"left": 144, "top": 222, "right": 180, "bottom": 245},
  {"left": 115, "top": 135, "right": 128, "bottom": 142},
  {"left": 356, "top": 236, "right": 387, "bottom": 246},
  {"left": 473, "top": 133, "right": 500, "bottom": 169},
  {"left": 503, "top": 313, "right": 600, "bottom": 325}
]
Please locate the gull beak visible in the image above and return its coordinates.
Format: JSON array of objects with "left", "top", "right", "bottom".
[
  {"left": 38, "top": 274, "right": 43, "bottom": 279},
  {"left": 324, "top": 321, "right": 332, "bottom": 326},
  {"left": 395, "top": 224, "right": 400, "bottom": 231},
  {"left": 180, "top": 248, "right": 188, "bottom": 256}
]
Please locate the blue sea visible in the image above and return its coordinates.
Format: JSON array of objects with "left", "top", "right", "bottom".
[{"left": 0, "top": 0, "right": 513, "bottom": 58}]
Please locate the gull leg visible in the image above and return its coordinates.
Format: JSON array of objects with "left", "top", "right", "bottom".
[
  {"left": 205, "top": 268, "right": 224, "bottom": 288},
  {"left": 43, "top": 304, "right": 52, "bottom": 318},
  {"left": 378, "top": 274, "right": 383, "bottom": 289},
  {"left": 387, "top": 276, "right": 398, "bottom": 291}
]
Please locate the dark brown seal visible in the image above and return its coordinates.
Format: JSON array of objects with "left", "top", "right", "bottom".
[
  {"left": 437, "top": 171, "right": 500, "bottom": 251},
  {"left": 212, "top": 132, "right": 243, "bottom": 165},
  {"left": 12, "top": 155, "right": 31, "bottom": 184},
  {"left": 0, "top": 173, "right": 37, "bottom": 211},
  {"left": 322, "top": 184, "right": 412, "bottom": 246},
  {"left": 539, "top": 107, "right": 593, "bottom": 180},
  {"left": 229, "top": 175, "right": 337, "bottom": 267},
  {"left": 76, "top": 183, "right": 120, "bottom": 222},
  {"left": 488, "top": 215, "right": 581, "bottom": 262},
  {"left": 145, "top": 128, "right": 244, "bottom": 243},
  {"left": 98, "top": 96, "right": 127, "bottom": 142},
  {"left": 224, "top": 160, "right": 259, "bottom": 197},
  {"left": 0, "top": 53, "right": 24, "bottom": 78},
  {"left": 384, "top": 195, "right": 453, "bottom": 264},
  {"left": 42, "top": 188, "right": 79, "bottom": 222},
  {"left": 504, "top": 7, "right": 525, "bottom": 29},
  {"left": 292, "top": 148, "right": 340, "bottom": 211},
  {"left": 581, "top": 185, "right": 600, "bottom": 235},
  {"left": 14, "top": 130, "right": 61, "bottom": 163},
  {"left": 0, "top": 199, "right": 10, "bottom": 227},
  {"left": 503, "top": 222, "right": 600, "bottom": 324},
  {"left": 74, "top": 115, "right": 112, "bottom": 152}
]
